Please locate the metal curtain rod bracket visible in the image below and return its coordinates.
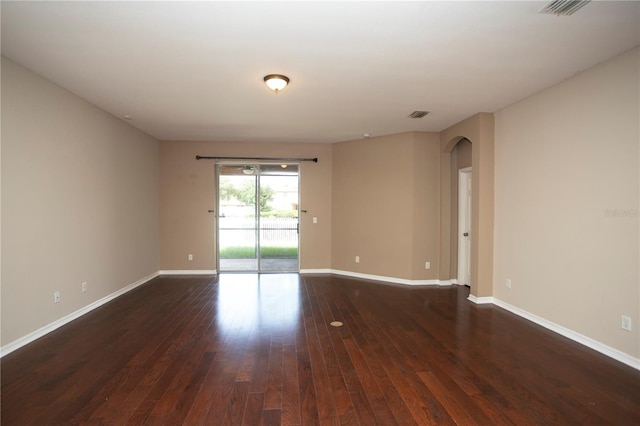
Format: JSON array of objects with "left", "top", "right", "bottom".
[{"left": 195, "top": 155, "right": 318, "bottom": 162}]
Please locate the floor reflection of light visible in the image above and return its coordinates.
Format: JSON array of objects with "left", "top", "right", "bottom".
[{"left": 215, "top": 273, "right": 301, "bottom": 337}]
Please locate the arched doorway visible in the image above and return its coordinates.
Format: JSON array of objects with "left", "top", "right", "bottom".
[
  {"left": 450, "top": 139, "right": 472, "bottom": 284},
  {"left": 439, "top": 112, "right": 495, "bottom": 301}
]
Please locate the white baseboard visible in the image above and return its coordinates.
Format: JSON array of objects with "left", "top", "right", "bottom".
[
  {"left": 300, "top": 268, "right": 455, "bottom": 286},
  {"left": 467, "top": 295, "right": 494, "bottom": 304},
  {"left": 492, "top": 298, "right": 640, "bottom": 371},
  {"left": 464, "top": 295, "right": 639, "bottom": 370},
  {"left": 299, "top": 268, "right": 332, "bottom": 274},
  {"left": 6, "top": 268, "right": 636, "bottom": 371},
  {"left": 158, "top": 270, "right": 217, "bottom": 275},
  {"left": 326, "top": 269, "right": 445, "bottom": 286},
  {"left": 0, "top": 271, "right": 159, "bottom": 358}
]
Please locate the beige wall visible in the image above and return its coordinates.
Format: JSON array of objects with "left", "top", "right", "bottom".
[
  {"left": 4, "top": 46, "right": 635, "bottom": 364},
  {"left": 160, "top": 133, "right": 441, "bottom": 281},
  {"left": 411, "top": 132, "right": 443, "bottom": 279},
  {"left": 159, "top": 140, "right": 332, "bottom": 271},
  {"left": 494, "top": 47, "right": 639, "bottom": 358},
  {"left": 1, "top": 57, "right": 159, "bottom": 346},
  {"left": 331, "top": 132, "right": 441, "bottom": 280}
]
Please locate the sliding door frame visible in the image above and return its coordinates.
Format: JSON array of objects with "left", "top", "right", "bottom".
[{"left": 215, "top": 162, "right": 300, "bottom": 273}]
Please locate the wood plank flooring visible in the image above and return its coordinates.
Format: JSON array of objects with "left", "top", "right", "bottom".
[{"left": 2, "top": 273, "right": 639, "bottom": 425}]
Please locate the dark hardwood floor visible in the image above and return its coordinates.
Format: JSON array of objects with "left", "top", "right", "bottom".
[{"left": 2, "top": 274, "right": 639, "bottom": 425}]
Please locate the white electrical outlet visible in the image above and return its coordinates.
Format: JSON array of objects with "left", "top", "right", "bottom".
[
  {"left": 425, "top": 261, "right": 431, "bottom": 269},
  {"left": 313, "top": 217, "right": 318, "bottom": 224},
  {"left": 54, "top": 291, "right": 61, "bottom": 304},
  {"left": 188, "top": 254, "right": 193, "bottom": 261},
  {"left": 506, "top": 279, "right": 512, "bottom": 289},
  {"left": 355, "top": 256, "right": 360, "bottom": 263},
  {"left": 621, "top": 315, "right": 632, "bottom": 331},
  {"left": 82, "top": 282, "right": 87, "bottom": 293}
]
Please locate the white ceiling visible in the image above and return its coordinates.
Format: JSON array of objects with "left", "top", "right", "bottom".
[{"left": 2, "top": 1, "right": 639, "bottom": 143}]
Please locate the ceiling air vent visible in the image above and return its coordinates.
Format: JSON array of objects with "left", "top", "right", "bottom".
[
  {"left": 408, "top": 110, "right": 430, "bottom": 119},
  {"left": 539, "top": 0, "right": 590, "bottom": 16}
]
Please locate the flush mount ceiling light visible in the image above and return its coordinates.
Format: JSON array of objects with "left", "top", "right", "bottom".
[{"left": 264, "top": 74, "right": 289, "bottom": 93}]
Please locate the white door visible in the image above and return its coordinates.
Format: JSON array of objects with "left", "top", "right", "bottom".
[{"left": 458, "top": 168, "right": 472, "bottom": 285}]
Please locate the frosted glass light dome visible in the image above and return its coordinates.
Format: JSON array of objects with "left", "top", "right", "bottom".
[{"left": 263, "top": 74, "right": 289, "bottom": 93}]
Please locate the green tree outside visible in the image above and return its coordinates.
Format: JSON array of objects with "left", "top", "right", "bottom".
[{"left": 219, "top": 179, "right": 275, "bottom": 211}]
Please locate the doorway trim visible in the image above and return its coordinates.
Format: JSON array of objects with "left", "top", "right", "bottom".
[{"left": 215, "top": 162, "right": 300, "bottom": 273}]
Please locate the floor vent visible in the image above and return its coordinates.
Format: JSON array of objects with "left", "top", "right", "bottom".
[{"left": 539, "top": 0, "right": 591, "bottom": 16}]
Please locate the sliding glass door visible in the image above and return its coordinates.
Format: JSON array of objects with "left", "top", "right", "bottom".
[{"left": 217, "top": 164, "right": 299, "bottom": 272}]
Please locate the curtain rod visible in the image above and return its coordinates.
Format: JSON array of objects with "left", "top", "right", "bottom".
[{"left": 196, "top": 155, "right": 318, "bottom": 162}]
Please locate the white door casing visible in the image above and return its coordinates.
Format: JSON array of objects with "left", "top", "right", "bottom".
[{"left": 458, "top": 167, "right": 472, "bottom": 286}]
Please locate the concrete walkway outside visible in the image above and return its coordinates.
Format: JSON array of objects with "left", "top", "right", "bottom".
[{"left": 219, "top": 258, "right": 299, "bottom": 272}]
